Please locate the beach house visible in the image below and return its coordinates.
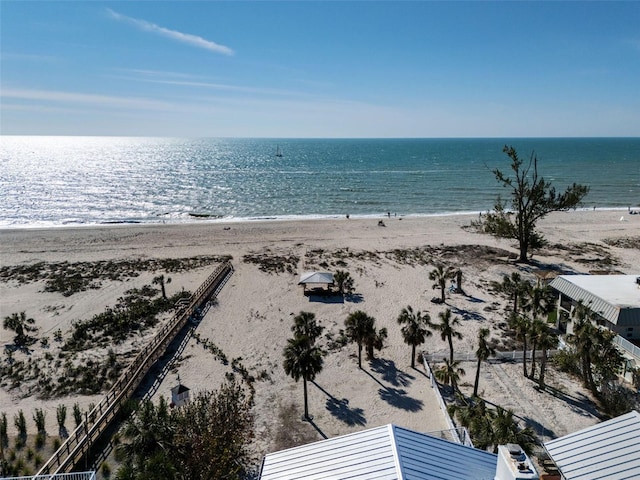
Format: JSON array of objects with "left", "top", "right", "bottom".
[
  {"left": 258, "top": 423, "right": 539, "bottom": 480},
  {"left": 550, "top": 274, "right": 640, "bottom": 340},
  {"left": 550, "top": 274, "right": 640, "bottom": 374},
  {"left": 543, "top": 410, "right": 640, "bottom": 480}
]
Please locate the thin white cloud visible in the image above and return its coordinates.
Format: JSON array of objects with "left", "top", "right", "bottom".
[
  {"left": 106, "top": 8, "right": 234, "bottom": 56},
  {"left": 104, "top": 69, "right": 324, "bottom": 100},
  {"left": 1, "top": 88, "right": 173, "bottom": 110},
  {"left": 140, "top": 78, "right": 310, "bottom": 97}
]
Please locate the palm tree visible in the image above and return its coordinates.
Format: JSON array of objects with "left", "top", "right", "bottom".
[
  {"left": 509, "top": 313, "right": 532, "bottom": 378},
  {"left": 570, "top": 316, "right": 597, "bottom": 392},
  {"left": 283, "top": 335, "right": 324, "bottom": 420},
  {"left": 491, "top": 406, "right": 536, "bottom": 455},
  {"left": 492, "top": 272, "right": 528, "bottom": 314},
  {"left": 345, "top": 310, "right": 375, "bottom": 368},
  {"left": 473, "top": 327, "right": 495, "bottom": 397},
  {"left": 523, "top": 283, "right": 555, "bottom": 319},
  {"left": 3, "top": 311, "right": 36, "bottom": 347},
  {"left": 433, "top": 308, "right": 463, "bottom": 363},
  {"left": 429, "top": 264, "right": 455, "bottom": 303},
  {"left": 528, "top": 318, "right": 547, "bottom": 379},
  {"left": 366, "top": 326, "right": 388, "bottom": 361},
  {"left": 537, "top": 325, "right": 559, "bottom": 389},
  {"left": 435, "top": 359, "right": 466, "bottom": 393},
  {"left": 291, "top": 311, "right": 324, "bottom": 344},
  {"left": 152, "top": 274, "right": 171, "bottom": 299},
  {"left": 334, "top": 270, "right": 355, "bottom": 295},
  {"left": 397, "top": 306, "right": 432, "bottom": 368},
  {"left": 118, "top": 397, "right": 173, "bottom": 469}
]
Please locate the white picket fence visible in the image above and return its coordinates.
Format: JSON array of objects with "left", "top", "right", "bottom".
[{"left": 423, "top": 349, "right": 559, "bottom": 363}]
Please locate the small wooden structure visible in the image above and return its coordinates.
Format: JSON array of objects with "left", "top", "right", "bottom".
[{"left": 171, "top": 382, "right": 191, "bottom": 407}]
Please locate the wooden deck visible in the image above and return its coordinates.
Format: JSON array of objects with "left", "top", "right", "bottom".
[{"left": 34, "top": 261, "right": 234, "bottom": 476}]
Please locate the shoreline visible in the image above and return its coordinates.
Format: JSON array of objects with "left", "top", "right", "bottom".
[{"left": 0, "top": 206, "right": 633, "bottom": 232}]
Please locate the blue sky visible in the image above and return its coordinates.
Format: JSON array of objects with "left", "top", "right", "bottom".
[{"left": 1, "top": 1, "right": 639, "bottom": 138}]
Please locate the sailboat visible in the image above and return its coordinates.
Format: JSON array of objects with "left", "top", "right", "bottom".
[{"left": 275, "top": 145, "right": 283, "bottom": 158}]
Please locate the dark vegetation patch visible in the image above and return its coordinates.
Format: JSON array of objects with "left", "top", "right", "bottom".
[
  {"left": 305, "top": 245, "right": 512, "bottom": 271},
  {"left": 1, "top": 286, "right": 191, "bottom": 399},
  {"left": 0, "top": 255, "right": 231, "bottom": 296},
  {"left": 1, "top": 347, "right": 125, "bottom": 399},
  {"left": 243, "top": 249, "right": 299, "bottom": 274},
  {"left": 63, "top": 287, "right": 191, "bottom": 352},
  {"left": 543, "top": 242, "right": 620, "bottom": 267},
  {"left": 603, "top": 236, "right": 640, "bottom": 250}
]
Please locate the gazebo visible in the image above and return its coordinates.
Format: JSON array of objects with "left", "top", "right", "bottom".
[{"left": 298, "top": 271, "right": 334, "bottom": 296}]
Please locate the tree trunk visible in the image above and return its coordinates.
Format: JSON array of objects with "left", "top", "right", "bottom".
[
  {"left": 358, "top": 343, "right": 362, "bottom": 369},
  {"left": 448, "top": 336, "right": 454, "bottom": 363},
  {"left": 303, "top": 377, "right": 309, "bottom": 420},
  {"left": 522, "top": 337, "right": 528, "bottom": 378},
  {"left": 584, "top": 353, "right": 597, "bottom": 394},
  {"left": 539, "top": 350, "right": 548, "bottom": 389},
  {"left": 530, "top": 340, "right": 537, "bottom": 380},
  {"left": 518, "top": 243, "right": 528, "bottom": 263},
  {"left": 518, "top": 220, "right": 529, "bottom": 262},
  {"left": 473, "top": 357, "right": 482, "bottom": 397},
  {"left": 456, "top": 270, "right": 463, "bottom": 294},
  {"left": 440, "top": 285, "right": 446, "bottom": 303},
  {"left": 411, "top": 345, "right": 416, "bottom": 368}
]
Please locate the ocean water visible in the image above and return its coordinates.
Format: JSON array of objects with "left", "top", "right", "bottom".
[{"left": 1, "top": 136, "right": 638, "bottom": 228}]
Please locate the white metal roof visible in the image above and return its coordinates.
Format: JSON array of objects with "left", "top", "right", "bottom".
[
  {"left": 259, "top": 424, "right": 497, "bottom": 480},
  {"left": 549, "top": 275, "right": 640, "bottom": 326},
  {"left": 299, "top": 271, "right": 335, "bottom": 285},
  {"left": 544, "top": 410, "right": 640, "bottom": 480}
]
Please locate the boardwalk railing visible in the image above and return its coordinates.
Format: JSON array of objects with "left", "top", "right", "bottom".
[
  {"left": 4, "top": 472, "right": 96, "bottom": 480},
  {"left": 424, "top": 349, "right": 559, "bottom": 363},
  {"left": 613, "top": 334, "right": 640, "bottom": 361},
  {"left": 35, "top": 261, "right": 234, "bottom": 477},
  {"left": 422, "top": 357, "right": 465, "bottom": 445}
]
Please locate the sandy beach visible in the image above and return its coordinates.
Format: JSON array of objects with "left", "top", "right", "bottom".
[{"left": 1, "top": 210, "right": 639, "bottom": 462}]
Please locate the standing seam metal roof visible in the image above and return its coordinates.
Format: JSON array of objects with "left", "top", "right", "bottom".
[
  {"left": 544, "top": 410, "right": 640, "bottom": 480},
  {"left": 549, "top": 275, "right": 640, "bottom": 326},
  {"left": 259, "top": 424, "right": 497, "bottom": 480}
]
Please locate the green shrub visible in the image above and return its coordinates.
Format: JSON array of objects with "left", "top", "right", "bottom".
[
  {"left": 101, "top": 461, "right": 112, "bottom": 478},
  {"left": 56, "top": 404, "right": 67, "bottom": 431},
  {"left": 33, "top": 408, "right": 46, "bottom": 434},
  {"left": 14, "top": 410, "right": 26, "bottom": 439},
  {"left": 73, "top": 403, "right": 82, "bottom": 427}
]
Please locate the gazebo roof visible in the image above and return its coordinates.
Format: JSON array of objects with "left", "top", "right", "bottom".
[{"left": 298, "top": 271, "right": 334, "bottom": 285}]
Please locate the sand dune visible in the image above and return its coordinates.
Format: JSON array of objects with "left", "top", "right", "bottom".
[{"left": 1, "top": 210, "right": 638, "bottom": 460}]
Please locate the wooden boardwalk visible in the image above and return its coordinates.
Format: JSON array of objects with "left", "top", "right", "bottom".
[{"left": 35, "top": 261, "right": 234, "bottom": 477}]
